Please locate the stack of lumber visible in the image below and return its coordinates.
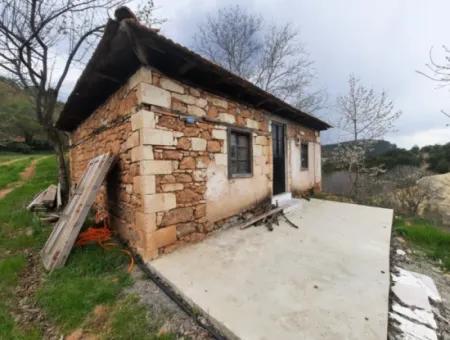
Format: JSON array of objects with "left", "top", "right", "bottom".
[{"left": 27, "top": 184, "right": 60, "bottom": 211}]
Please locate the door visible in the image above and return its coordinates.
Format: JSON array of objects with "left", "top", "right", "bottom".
[{"left": 272, "top": 122, "right": 286, "bottom": 195}]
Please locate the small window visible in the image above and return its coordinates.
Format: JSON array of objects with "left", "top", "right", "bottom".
[
  {"left": 301, "top": 143, "right": 309, "bottom": 170},
  {"left": 228, "top": 128, "right": 252, "bottom": 178}
]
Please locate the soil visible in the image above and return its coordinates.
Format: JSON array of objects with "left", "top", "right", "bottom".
[
  {"left": 12, "top": 251, "right": 61, "bottom": 339},
  {"left": 391, "top": 235, "right": 450, "bottom": 339},
  {"left": 127, "top": 269, "right": 213, "bottom": 339}
]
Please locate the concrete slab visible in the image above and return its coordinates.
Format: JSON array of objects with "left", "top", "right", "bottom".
[{"left": 149, "top": 199, "right": 393, "bottom": 340}]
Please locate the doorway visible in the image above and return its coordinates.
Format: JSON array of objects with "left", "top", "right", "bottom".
[{"left": 272, "top": 121, "right": 286, "bottom": 195}]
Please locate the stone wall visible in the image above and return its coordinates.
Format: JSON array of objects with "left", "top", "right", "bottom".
[{"left": 69, "top": 65, "right": 322, "bottom": 260}]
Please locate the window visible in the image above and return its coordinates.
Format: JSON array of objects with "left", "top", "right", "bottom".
[
  {"left": 228, "top": 128, "right": 252, "bottom": 177},
  {"left": 301, "top": 143, "right": 309, "bottom": 170}
]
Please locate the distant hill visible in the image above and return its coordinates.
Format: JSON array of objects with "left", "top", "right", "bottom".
[
  {"left": 322, "top": 140, "right": 397, "bottom": 158},
  {"left": 0, "top": 77, "right": 51, "bottom": 152},
  {"left": 322, "top": 139, "right": 450, "bottom": 174}
]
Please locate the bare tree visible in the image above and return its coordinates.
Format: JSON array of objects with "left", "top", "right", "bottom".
[
  {"left": 0, "top": 0, "right": 129, "bottom": 200},
  {"left": 417, "top": 46, "right": 450, "bottom": 126},
  {"left": 337, "top": 74, "right": 402, "bottom": 142},
  {"left": 136, "top": 0, "right": 166, "bottom": 28},
  {"left": 194, "top": 5, "right": 326, "bottom": 113}
]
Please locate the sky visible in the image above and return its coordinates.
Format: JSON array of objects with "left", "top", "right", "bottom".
[{"left": 67, "top": 0, "right": 450, "bottom": 148}]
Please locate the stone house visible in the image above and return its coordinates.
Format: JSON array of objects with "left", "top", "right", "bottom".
[{"left": 56, "top": 12, "right": 330, "bottom": 261}]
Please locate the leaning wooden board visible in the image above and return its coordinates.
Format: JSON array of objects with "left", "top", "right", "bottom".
[{"left": 41, "top": 154, "right": 115, "bottom": 271}]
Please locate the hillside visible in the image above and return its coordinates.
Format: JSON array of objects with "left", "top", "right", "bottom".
[
  {"left": 0, "top": 77, "right": 50, "bottom": 152},
  {"left": 322, "top": 140, "right": 397, "bottom": 158},
  {"left": 323, "top": 140, "right": 450, "bottom": 174}
]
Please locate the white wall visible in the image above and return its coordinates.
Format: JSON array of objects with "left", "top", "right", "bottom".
[{"left": 289, "top": 140, "right": 321, "bottom": 192}]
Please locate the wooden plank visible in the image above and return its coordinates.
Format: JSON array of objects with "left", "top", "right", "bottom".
[
  {"left": 41, "top": 154, "right": 115, "bottom": 271},
  {"left": 239, "top": 206, "right": 284, "bottom": 230}
]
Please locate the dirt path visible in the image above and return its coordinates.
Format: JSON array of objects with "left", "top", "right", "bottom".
[
  {"left": 0, "top": 157, "right": 31, "bottom": 166},
  {"left": 0, "top": 159, "right": 39, "bottom": 200}
]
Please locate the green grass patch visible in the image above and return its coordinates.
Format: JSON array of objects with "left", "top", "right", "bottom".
[
  {"left": 394, "top": 217, "right": 450, "bottom": 271},
  {"left": 95, "top": 295, "right": 176, "bottom": 340},
  {"left": 0, "top": 156, "right": 57, "bottom": 340},
  {"left": 0, "top": 157, "right": 33, "bottom": 189},
  {"left": 37, "top": 245, "right": 132, "bottom": 332},
  {"left": 0, "top": 156, "right": 56, "bottom": 254},
  {"left": 0, "top": 152, "right": 30, "bottom": 164}
]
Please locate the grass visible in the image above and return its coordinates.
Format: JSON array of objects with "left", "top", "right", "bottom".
[
  {"left": 0, "top": 156, "right": 56, "bottom": 339},
  {"left": 0, "top": 154, "right": 174, "bottom": 339},
  {"left": 0, "top": 157, "right": 34, "bottom": 189},
  {"left": 0, "top": 154, "right": 181, "bottom": 339},
  {"left": 394, "top": 216, "right": 450, "bottom": 271},
  {"left": 98, "top": 295, "right": 176, "bottom": 340},
  {"left": 37, "top": 246, "right": 132, "bottom": 331},
  {"left": 0, "top": 152, "right": 31, "bottom": 164}
]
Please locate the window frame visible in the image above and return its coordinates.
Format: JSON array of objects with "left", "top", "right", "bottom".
[
  {"left": 227, "top": 127, "right": 253, "bottom": 179},
  {"left": 300, "top": 142, "right": 309, "bottom": 170}
]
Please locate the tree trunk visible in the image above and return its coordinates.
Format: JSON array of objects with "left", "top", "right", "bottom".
[{"left": 47, "top": 126, "right": 70, "bottom": 204}]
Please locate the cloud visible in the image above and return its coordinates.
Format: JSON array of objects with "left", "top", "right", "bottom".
[{"left": 388, "top": 127, "right": 449, "bottom": 148}]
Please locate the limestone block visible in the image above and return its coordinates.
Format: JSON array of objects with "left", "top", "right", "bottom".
[
  {"left": 161, "top": 183, "right": 184, "bottom": 192},
  {"left": 196, "top": 98, "right": 208, "bottom": 108},
  {"left": 140, "top": 160, "right": 172, "bottom": 175},
  {"left": 135, "top": 211, "right": 157, "bottom": 233},
  {"left": 255, "top": 136, "right": 268, "bottom": 145},
  {"left": 133, "top": 175, "right": 156, "bottom": 194},
  {"left": 127, "top": 67, "right": 152, "bottom": 90},
  {"left": 253, "top": 144, "right": 263, "bottom": 157},
  {"left": 209, "top": 97, "right": 228, "bottom": 109},
  {"left": 212, "top": 129, "right": 227, "bottom": 140},
  {"left": 161, "top": 207, "right": 194, "bottom": 226},
  {"left": 137, "top": 83, "right": 171, "bottom": 109},
  {"left": 190, "top": 137, "right": 207, "bottom": 151},
  {"left": 172, "top": 93, "right": 197, "bottom": 105},
  {"left": 155, "top": 226, "right": 177, "bottom": 248},
  {"left": 214, "top": 153, "right": 227, "bottom": 166},
  {"left": 126, "top": 131, "right": 140, "bottom": 150},
  {"left": 193, "top": 169, "right": 207, "bottom": 181},
  {"left": 131, "top": 110, "right": 155, "bottom": 131},
  {"left": 255, "top": 156, "right": 266, "bottom": 166},
  {"left": 187, "top": 105, "right": 206, "bottom": 117},
  {"left": 246, "top": 119, "right": 259, "bottom": 130},
  {"left": 131, "top": 145, "right": 154, "bottom": 162},
  {"left": 254, "top": 165, "right": 263, "bottom": 176},
  {"left": 160, "top": 78, "right": 184, "bottom": 94},
  {"left": 140, "top": 128, "right": 175, "bottom": 146},
  {"left": 196, "top": 156, "right": 209, "bottom": 169},
  {"left": 218, "top": 113, "right": 235, "bottom": 124},
  {"left": 190, "top": 88, "right": 200, "bottom": 97},
  {"left": 142, "top": 193, "right": 176, "bottom": 213}
]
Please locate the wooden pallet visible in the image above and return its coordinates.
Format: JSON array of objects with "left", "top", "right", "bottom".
[{"left": 41, "top": 154, "right": 115, "bottom": 271}]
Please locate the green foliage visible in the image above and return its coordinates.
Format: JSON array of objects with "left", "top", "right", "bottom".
[
  {"left": 324, "top": 141, "right": 450, "bottom": 174},
  {"left": 422, "top": 143, "right": 450, "bottom": 174},
  {"left": 394, "top": 217, "right": 450, "bottom": 271},
  {"left": 37, "top": 246, "right": 132, "bottom": 331},
  {"left": 0, "top": 78, "right": 44, "bottom": 143},
  {"left": 366, "top": 148, "right": 420, "bottom": 169}
]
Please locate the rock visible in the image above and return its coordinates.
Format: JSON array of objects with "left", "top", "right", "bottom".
[
  {"left": 417, "top": 172, "right": 450, "bottom": 226},
  {"left": 396, "top": 249, "right": 406, "bottom": 256}
]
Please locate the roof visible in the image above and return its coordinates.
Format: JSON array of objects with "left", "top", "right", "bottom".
[{"left": 56, "top": 12, "right": 331, "bottom": 132}]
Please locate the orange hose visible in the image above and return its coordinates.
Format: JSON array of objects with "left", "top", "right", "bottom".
[{"left": 75, "top": 211, "right": 134, "bottom": 272}]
